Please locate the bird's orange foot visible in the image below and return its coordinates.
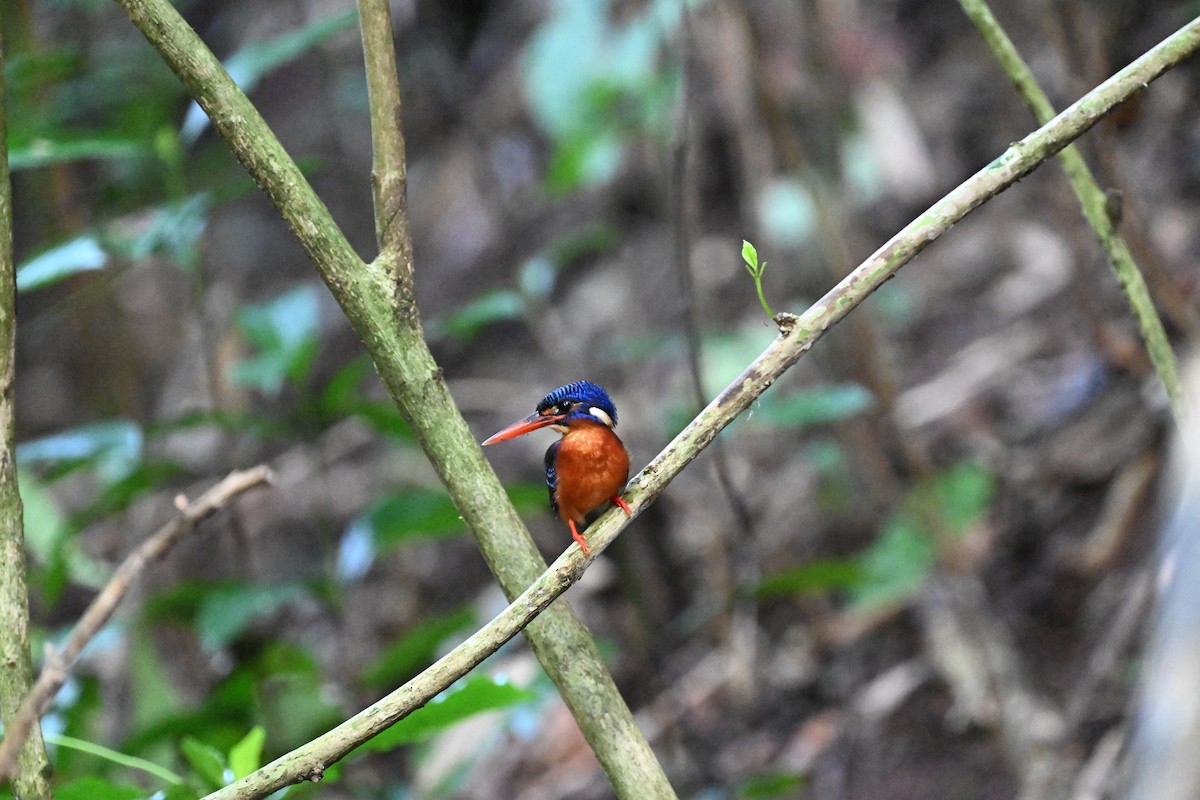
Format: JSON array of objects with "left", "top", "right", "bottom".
[
  {"left": 612, "top": 495, "right": 632, "bottom": 517},
  {"left": 569, "top": 519, "right": 591, "bottom": 555}
]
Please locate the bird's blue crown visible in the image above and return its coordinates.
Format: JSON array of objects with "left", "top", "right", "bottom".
[{"left": 536, "top": 380, "right": 618, "bottom": 427}]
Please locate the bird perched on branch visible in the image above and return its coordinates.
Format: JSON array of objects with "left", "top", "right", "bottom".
[{"left": 482, "top": 380, "right": 632, "bottom": 555}]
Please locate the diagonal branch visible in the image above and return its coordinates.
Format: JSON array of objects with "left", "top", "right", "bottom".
[
  {"left": 204, "top": 16, "right": 1200, "bottom": 798},
  {"left": 0, "top": 466, "right": 274, "bottom": 782},
  {"left": 113, "top": 0, "right": 679, "bottom": 795},
  {"left": 957, "top": 0, "right": 1184, "bottom": 420}
]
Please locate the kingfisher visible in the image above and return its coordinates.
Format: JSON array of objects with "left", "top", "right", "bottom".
[{"left": 482, "top": 380, "right": 632, "bottom": 555}]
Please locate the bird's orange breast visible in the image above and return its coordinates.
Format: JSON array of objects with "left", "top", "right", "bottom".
[{"left": 552, "top": 422, "right": 629, "bottom": 525}]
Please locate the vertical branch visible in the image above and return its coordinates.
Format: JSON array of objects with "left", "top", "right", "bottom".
[
  {"left": 0, "top": 27, "right": 54, "bottom": 800},
  {"left": 350, "top": 3, "right": 677, "bottom": 797},
  {"left": 669, "top": 8, "right": 759, "bottom": 697},
  {"left": 957, "top": 0, "right": 1184, "bottom": 421},
  {"left": 113, "top": 0, "right": 679, "bottom": 796},
  {"left": 356, "top": 0, "right": 409, "bottom": 258}
]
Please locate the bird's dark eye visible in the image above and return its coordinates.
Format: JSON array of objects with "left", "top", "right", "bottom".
[{"left": 556, "top": 401, "right": 573, "bottom": 414}]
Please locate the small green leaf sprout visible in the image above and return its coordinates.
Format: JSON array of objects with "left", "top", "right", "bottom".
[{"left": 741, "top": 239, "right": 775, "bottom": 321}]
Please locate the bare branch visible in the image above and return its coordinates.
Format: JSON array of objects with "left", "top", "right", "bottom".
[
  {"left": 357, "top": 0, "right": 410, "bottom": 259},
  {"left": 204, "top": 17, "right": 1200, "bottom": 796},
  {"left": 0, "top": 465, "right": 274, "bottom": 781},
  {"left": 958, "top": 0, "right": 1184, "bottom": 419}
]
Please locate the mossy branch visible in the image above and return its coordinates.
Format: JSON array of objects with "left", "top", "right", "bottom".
[
  {"left": 958, "top": 0, "right": 1184, "bottom": 420},
  {"left": 202, "top": 15, "right": 1200, "bottom": 800},
  {"left": 0, "top": 26, "right": 53, "bottom": 800},
  {"left": 111, "top": 0, "right": 678, "bottom": 796},
  {"left": 356, "top": 0, "right": 409, "bottom": 259}
]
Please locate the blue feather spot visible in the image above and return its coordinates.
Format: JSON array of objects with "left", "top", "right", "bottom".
[{"left": 536, "top": 380, "right": 618, "bottom": 426}]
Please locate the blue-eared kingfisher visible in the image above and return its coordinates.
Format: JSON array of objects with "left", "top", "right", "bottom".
[{"left": 482, "top": 381, "right": 632, "bottom": 555}]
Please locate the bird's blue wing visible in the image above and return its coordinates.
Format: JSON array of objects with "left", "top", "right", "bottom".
[{"left": 543, "top": 439, "right": 561, "bottom": 515}]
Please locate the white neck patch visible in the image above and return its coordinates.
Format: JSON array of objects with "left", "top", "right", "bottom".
[{"left": 588, "top": 406, "right": 614, "bottom": 428}]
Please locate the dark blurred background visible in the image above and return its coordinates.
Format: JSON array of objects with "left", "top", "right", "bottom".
[{"left": 3, "top": 0, "right": 1200, "bottom": 797}]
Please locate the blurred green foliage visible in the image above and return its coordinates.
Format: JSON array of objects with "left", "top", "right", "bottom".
[
  {"left": 4, "top": 5, "right": 550, "bottom": 793},
  {"left": 0, "top": 0, "right": 999, "bottom": 794},
  {"left": 429, "top": 224, "right": 618, "bottom": 344},
  {"left": 756, "top": 462, "right": 995, "bottom": 610},
  {"left": 523, "top": 0, "right": 694, "bottom": 193},
  {"left": 359, "top": 606, "right": 478, "bottom": 691},
  {"left": 346, "top": 675, "right": 534, "bottom": 755},
  {"left": 54, "top": 776, "right": 146, "bottom": 800},
  {"left": 737, "top": 771, "right": 808, "bottom": 799},
  {"left": 179, "top": 11, "right": 358, "bottom": 145},
  {"left": 229, "top": 284, "right": 322, "bottom": 397},
  {"left": 318, "top": 355, "right": 413, "bottom": 438}
]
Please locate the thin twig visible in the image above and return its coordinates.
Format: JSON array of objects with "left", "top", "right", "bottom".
[
  {"left": 669, "top": 6, "right": 760, "bottom": 697},
  {"left": 0, "top": 465, "right": 274, "bottom": 782},
  {"left": 957, "top": 0, "right": 1184, "bottom": 421},
  {"left": 205, "top": 20, "right": 1200, "bottom": 798},
  {"left": 356, "top": 0, "right": 409, "bottom": 258},
  {"left": 115, "top": 1, "right": 680, "bottom": 794}
]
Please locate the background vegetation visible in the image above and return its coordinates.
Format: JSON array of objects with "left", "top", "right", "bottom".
[{"left": 2, "top": 0, "right": 1199, "bottom": 798}]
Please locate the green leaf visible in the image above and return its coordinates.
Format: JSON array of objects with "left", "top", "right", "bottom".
[
  {"left": 523, "top": 0, "right": 610, "bottom": 138},
  {"left": 518, "top": 255, "right": 558, "bottom": 299},
  {"left": 435, "top": 290, "right": 524, "bottom": 342},
  {"left": 700, "top": 328, "right": 777, "bottom": 396},
  {"left": 842, "top": 462, "right": 995, "bottom": 611},
  {"left": 44, "top": 732, "right": 186, "bottom": 786},
  {"left": 350, "top": 401, "right": 412, "bottom": 438},
  {"left": 339, "top": 484, "right": 543, "bottom": 580},
  {"left": 17, "top": 419, "right": 144, "bottom": 482},
  {"left": 181, "top": 736, "right": 228, "bottom": 791},
  {"left": 738, "top": 772, "right": 808, "bottom": 799},
  {"left": 229, "top": 285, "right": 321, "bottom": 396},
  {"left": 120, "top": 666, "right": 254, "bottom": 753},
  {"left": 544, "top": 129, "right": 623, "bottom": 194},
  {"left": 72, "top": 460, "right": 186, "bottom": 523},
  {"left": 923, "top": 461, "right": 994, "bottom": 535},
  {"left": 353, "top": 489, "right": 469, "bottom": 549},
  {"left": 108, "top": 194, "right": 211, "bottom": 272},
  {"left": 507, "top": 482, "right": 553, "bottom": 513},
  {"left": 320, "top": 356, "right": 372, "bottom": 416},
  {"left": 21, "top": 462, "right": 134, "bottom": 594},
  {"left": 56, "top": 776, "right": 145, "bottom": 800},
  {"left": 755, "top": 384, "right": 876, "bottom": 428},
  {"left": 757, "top": 178, "right": 817, "bottom": 247},
  {"left": 741, "top": 239, "right": 758, "bottom": 270},
  {"left": 180, "top": 11, "right": 359, "bottom": 144},
  {"left": 228, "top": 725, "right": 266, "bottom": 780},
  {"left": 162, "top": 785, "right": 202, "bottom": 800},
  {"left": 18, "top": 469, "right": 69, "bottom": 567},
  {"left": 8, "top": 135, "right": 149, "bottom": 170},
  {"left": 524, "top": 0, "right": 682, "bottom": 193},
  {"left": 129, "top": 627, "right": 184, "bottom": 737},
  {"left": 351, "top": 675, "right": 533, "bottom": 754},
  {"left": 359, "top": 607, "right": 477, "bottom": 690},
  {"left": 16, "top": 235, "right": 108, "bottom": 292},
  {"left": 754, "top": 559, "right": 864, "bottom": 599},
  {"left": 196, "top": 583, "right": 309, "bottom": 650},
  {"left": 849, "top": 517, "right": 937, "bottom": 611},
  {"left": 255, "top": 642, "right": 343, "bottom": 747},
  {"left": 318, "top": 356, "right": 411, "bottom": 438}
]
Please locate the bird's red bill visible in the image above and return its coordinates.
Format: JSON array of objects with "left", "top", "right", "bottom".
[{"left": 481, "top": 412, "right": 565, "bottom": 445}]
